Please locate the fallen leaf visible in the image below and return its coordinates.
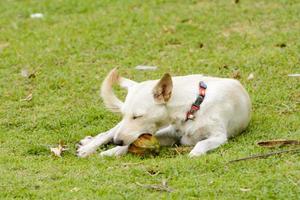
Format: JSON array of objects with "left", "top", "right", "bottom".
[
  {"left": 240, "top": 188, "right": 251, "bottom": 192},
  {"left": 21, "top": 93, "right": 33, "bottom": 101},
  {"left": 231, "top": 70, "right": 241, "bottom": 79},
  {"left": 50, "top": 141, "right": 68, "bottom": 157},
  {"left": 135, "top": 65, "right": 157, "bottom": 71},
  {"left": 247, "top": 73, "right": 254, "bottom": 80},
  {"left": 257, "top": 139, "right": 300, "bottom": 148}
]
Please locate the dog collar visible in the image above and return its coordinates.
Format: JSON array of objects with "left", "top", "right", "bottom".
[{"left": 185, "top": 81, "right": 207, "bottom": 121}]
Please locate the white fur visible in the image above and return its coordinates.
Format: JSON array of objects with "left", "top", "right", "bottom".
[
  {"left": 100, "top": 146, "right": 128, "bottom": 157},
  {"left": 77, "top": 69, "right": 251, "bottom": 157}
]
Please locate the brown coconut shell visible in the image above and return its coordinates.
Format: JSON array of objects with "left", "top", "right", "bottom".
[{"left": 128, "top": 134, "right": 160, "bottom": 156}]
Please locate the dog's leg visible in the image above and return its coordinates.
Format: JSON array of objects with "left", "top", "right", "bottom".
[
  {"left": 189, "top": 132, "right": 227, "bottom": 157},
  {"left": 100, "top": 146, "right": 129, "bottom": 157},
  {"left": 76, "top": 123, "right": 120, "bottom": 158},
  {"left": 155, "top": 125, "right": 180, "bottom": 146}
]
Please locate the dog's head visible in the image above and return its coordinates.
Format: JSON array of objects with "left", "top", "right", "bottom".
[{"left": 101, "top": 68, "right": 173, "bottom": 145}]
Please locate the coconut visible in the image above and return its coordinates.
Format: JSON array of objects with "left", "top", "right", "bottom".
[{"left": 128, "top": 134, "right": 160, "bottom": 156}]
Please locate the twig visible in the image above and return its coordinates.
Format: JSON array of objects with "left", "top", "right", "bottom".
[
  {"left": 257, "top": 139, "right": 300, "bottom": 148},
  {"left": 121, "top": 162, "right": 143, "bottom": 167},
  {"left": 136, "top": 182, "right": 173, "bottom": 193},
  {"left": 228, "top": 148, "right": 300, "bottom": 163}
]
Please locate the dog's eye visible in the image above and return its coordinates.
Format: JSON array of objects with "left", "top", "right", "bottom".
[{"left": 132, "top": 115, "right": 143, "bottom": 120}]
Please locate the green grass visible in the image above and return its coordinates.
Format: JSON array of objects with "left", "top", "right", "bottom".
[{"left": 0, "top": 0, "right": 299, "bottom": 199}]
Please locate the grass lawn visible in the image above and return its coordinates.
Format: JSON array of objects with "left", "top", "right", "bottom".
[{"left": 0, "top": 0, "right": 299, "bottom": 199}]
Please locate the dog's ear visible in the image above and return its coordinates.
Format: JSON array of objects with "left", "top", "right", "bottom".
[{"left": 153, "top": 73, "right": 173, "bottom": 104}]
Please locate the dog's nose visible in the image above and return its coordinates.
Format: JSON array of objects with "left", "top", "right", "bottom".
[{"left": 114, "top": 139, "right": 124, "bottom": 146}]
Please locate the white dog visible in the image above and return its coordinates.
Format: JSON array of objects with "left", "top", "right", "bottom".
[{"left": 77, "top": 68, "right": 251, "bottom": 157}]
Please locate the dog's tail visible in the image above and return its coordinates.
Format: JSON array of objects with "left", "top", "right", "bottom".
[{"left": 100, "top": 68, "right": 124, "bottom": 113}]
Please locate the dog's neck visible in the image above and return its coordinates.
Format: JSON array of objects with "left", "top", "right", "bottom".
[{"left": 165, "top": 88, "right": 199, "bottom": 123}]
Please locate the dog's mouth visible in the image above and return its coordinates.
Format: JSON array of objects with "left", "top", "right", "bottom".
[
  {"left": 135, "top": 133, "right": 153, "bottom": 140},
  {"left": 130, "top": 133, "right": 153, "bottom": 146}
]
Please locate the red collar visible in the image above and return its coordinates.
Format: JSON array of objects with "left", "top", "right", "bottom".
[{"left": 185, "top": 81, "right": 207, "bottom": 121}]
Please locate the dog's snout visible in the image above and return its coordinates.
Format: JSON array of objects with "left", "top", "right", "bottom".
[{"left": 114, "top": 139, "right": 124, "bottom": 146}]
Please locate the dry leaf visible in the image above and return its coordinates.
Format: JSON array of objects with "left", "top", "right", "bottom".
[
  {"left": 247, "top": 73, "right": 254, "bottom": 80},
  {"left": 232, "top": 70, "right": 241, "bottom": 79},
  {"left": 50, "top": 141, "right": 67, "bottom": 157},
  {"left": 257, "top": 139, "right": 300, "bottom": 148},
  {"left": 128, "top": 134, "right": 160, "bottom": 156}
]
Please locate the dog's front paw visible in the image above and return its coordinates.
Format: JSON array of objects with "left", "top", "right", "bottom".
[
  {"left": 76, "top": 137, "right": 96, "bottom": 158},
  {"left": 100, "top": 146, "right": 128, "bottom": 157},
  {"left": 188, "top": 150, "right": 206, "bottom": 158},
  {"left": 76, "top": 144, "right": 97, "bottom": 157}
]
